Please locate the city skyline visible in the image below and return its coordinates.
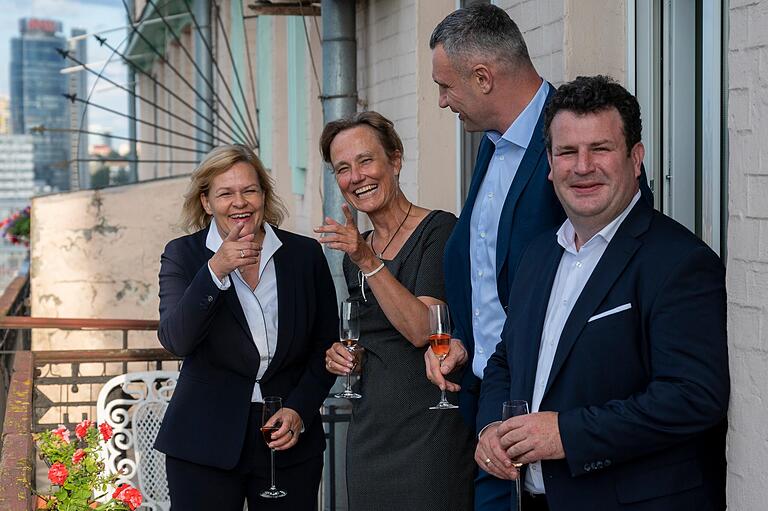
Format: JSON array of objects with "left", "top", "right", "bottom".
[{"left": 0, "top": 0, "right": 128, "bottom": 138}]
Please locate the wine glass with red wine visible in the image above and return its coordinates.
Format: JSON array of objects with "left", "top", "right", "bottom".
[
  {"left": 334, "top": 300, "right": 362, "bottom": 399},
  {"left": 428, "top": 303, "right": 458, "bottom": 410},
  {"left": 260, "top": 396, "right": 287, "bottom": 498}
]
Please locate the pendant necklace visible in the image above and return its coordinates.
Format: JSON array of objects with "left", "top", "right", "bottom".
[{"left": 371, "top": 202, "right": 412, "bottom": 259}]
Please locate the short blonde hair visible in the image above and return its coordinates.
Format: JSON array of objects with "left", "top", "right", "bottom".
[{"left": 180, "top": 145, "right": 287, "bottom": 232}]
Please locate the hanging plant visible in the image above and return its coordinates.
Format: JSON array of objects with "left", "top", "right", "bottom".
[{"left": 0, "top": 206, "right": 30, "bottom": 246}]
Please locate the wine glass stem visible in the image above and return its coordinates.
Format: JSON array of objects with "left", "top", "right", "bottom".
[
  {"left": 438, "top": 358, "right": 448, "bottom": 403},
  {"left": 345, "top": 368, "right": 352, "bottom": 392},
  {"left": 270, "top": 448, "right": 277, "bottom": 490}
]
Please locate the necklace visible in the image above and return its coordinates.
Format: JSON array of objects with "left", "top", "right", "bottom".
[{"left": 371, "top": 202, "right": 412, "bottom": 258}]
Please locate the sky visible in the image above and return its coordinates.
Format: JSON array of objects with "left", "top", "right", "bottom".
[{"left": 0, "top": 0, "right": 129, "bottom": 137}]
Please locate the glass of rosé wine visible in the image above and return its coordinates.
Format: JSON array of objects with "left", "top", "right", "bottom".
[
  {"left": 428, "top": 303, "right": 458, "bottom": 410},
  {"left": 260, "top": 396, "right": 287, "bottom": 498},
  {"left": 334, "top": 300, "right": 362, "bottom": 399}
]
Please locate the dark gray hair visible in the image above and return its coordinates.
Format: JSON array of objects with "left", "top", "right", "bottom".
[{"left": 430, "top": 4, "right": 530, "bottom": 72}]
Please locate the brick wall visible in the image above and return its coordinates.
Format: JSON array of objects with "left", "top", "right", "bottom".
[
  {"left": 357, "top": 0, "right": 419, "bottom": 205},
  {"left": 498, "top": 0, "right": 565, "bottom": 85},
  {"left": 726, "top": 1, "right": 768, "bottom": 509}
]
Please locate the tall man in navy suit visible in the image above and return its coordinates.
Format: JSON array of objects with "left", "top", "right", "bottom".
[
  {"left": 427, "top": 5, "right": 565, "bottom": 509},
  {"left": 475, "top": 75, "right": 729, "bottom": 511}
]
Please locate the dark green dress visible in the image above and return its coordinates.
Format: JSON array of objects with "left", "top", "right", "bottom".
[{"left": 344, "top": 210, "right": 475, "bottom": 511}]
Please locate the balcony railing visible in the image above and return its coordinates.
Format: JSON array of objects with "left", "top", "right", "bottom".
[{"left": 0, "top": 276, "right": 351, "bottom": 510}]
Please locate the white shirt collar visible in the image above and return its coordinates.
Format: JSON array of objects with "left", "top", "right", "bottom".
[
  {"left": 556, "top": 190, "right": 642, "bottom": 254},
  {"left": 206, "top": 218, "right": 282, "bottom": 278},
  {"left": 485, "top": 78, "right": 548, "bottom": 149}
]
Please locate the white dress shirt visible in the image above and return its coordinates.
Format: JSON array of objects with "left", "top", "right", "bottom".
[
  {"left": 470, "top": 79, "right": 549, "bottom": 378},
  {"left": 525, "top": 191, "right": 641, "bottom": 494},
  {"left": 206, "top": 218, "right": 282, "bottom": 402}
]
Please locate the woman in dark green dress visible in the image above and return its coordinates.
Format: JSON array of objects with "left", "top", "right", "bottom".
[{"left": 315, "top": 111, "right": 474, "bottom": 510}]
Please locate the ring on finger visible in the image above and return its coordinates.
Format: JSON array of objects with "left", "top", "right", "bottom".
[
  {"left": 239, "top": 249, "right": 245, "bottom": 258},
  {"left": 484, "top": 458, "right": 492, "bottom": 466}
]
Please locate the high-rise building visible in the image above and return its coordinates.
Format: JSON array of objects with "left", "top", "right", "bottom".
[
  {"left": 0, "top": 96, "right": 10, "bottom": 135},
  {"left": 68, "top": 28, "right": 89, "bottom": 190},
  {"left": 10, "top": 18, "right": 70, "bottom": 192},
  {"left": 0, "top": 135, "right": 35, "bottom": 210}
]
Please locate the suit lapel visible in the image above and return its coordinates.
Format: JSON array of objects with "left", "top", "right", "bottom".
[
  {"left": 261, "top": 229, "right": 295, "bottom": 381},
  {"left": 495, "top": 84, "right": 555, "bottom": 275},
  {"left": 518, "top": 239, "right": 563, "bottom": 402},
  {"left": 544, "top": 201, "right": 653, "bottom": 395}
]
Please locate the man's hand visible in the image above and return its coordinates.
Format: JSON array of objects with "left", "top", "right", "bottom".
[
  {"left": 498, "top": 411, "right": 565, "bottom": 465},
  {"left": 474, "top": 422, "right": 519, "bottom": 480},
  {"left": 424, "top": 338, "right": 467, "bottom": 392}
]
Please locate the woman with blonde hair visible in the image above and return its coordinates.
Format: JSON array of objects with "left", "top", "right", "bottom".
[{"left": 154, "top": 144, "right": 338, "bottom": 510}]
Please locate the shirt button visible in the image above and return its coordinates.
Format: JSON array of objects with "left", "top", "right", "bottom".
[
  {"left": 475, "top": 309, "right": 480, "bottom": 316},
  {"left": 207, "top": 295, "right": 214, "bottom": 303},
  {"left": 575, "top": 261, "right": 583, "bottom": 268},
  {"left": 480, "top": 232, "right": 486, "bottom": 239},
  {"left": 477, "top": 271, "right": 483, "bottom": 277},
  {"left": 487, "top": 192, "right": 494, "bottom": 199},
  {"left": 478, "top": 347, "right": 484, "bottom": 354},
  {"left": 499, "top": 155, "right": 505, "bottom": 161}
]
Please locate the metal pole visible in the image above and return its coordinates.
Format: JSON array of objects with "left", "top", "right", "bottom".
[
  {"left": 321, "top": 0, "right": 357, "bottom": 301},
  {"left": 127, "top": 0, "right": 138, "bottom": 182},
  {"left": 321, "top": 5, "right": 356, "bottom": 508},
  {"left": 194, "top": 0, "right": 214, "bottom": 154}
]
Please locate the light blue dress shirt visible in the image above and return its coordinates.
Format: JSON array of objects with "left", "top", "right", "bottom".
[{"left": 470, "top": 79, "right": 549, "bottom": 379}]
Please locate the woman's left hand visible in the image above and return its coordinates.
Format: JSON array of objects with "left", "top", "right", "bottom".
[
  {"left": 263, "top": 407, "right": 303, "bottom": 451},
  {"left": 314, "top": 204, "right": 380, "bottom": 272}
]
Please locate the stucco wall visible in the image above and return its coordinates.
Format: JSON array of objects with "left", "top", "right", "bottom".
[
  {"left": 30, "top": 177, "right": 187, "bottom": 350},
  {"left": 726, "top": 1, "right": 768, "bottom": 508}
]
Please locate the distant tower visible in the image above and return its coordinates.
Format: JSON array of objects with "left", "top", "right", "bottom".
[
  {"left": 10, "top": 18, "right": 70, "bottom": 192},
  {"left": 68, "top": 28, "right": 89, "bottom": 190}
]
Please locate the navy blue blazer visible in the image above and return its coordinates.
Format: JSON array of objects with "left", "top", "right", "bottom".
[
  {"left": 478, "top": 199, "right": 729, "bottom": 510},
  {"left": 154, "top": 226, "right": 338, "bottom": 470},
  {"left": 444, "top": 83, "right": 653, "bottom": 430},
  {"left": 444, "top": 84, "right": 565, "bottom": 428}
]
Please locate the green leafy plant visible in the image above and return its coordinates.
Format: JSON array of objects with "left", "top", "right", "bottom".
[{"left": 35, "top": 421, "right": 142, "bottom": 511}]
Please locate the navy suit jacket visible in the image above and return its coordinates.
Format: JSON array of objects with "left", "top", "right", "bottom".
[
  {"left": 478, "top": 199, "right": 729, "bottom": 510},
  {"left": 154, "top": 226, "right": 338, "bottom": 470}
]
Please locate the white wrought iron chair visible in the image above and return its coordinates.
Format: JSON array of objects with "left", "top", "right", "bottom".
[{"left": 96, "top": 371, "right": 178, "bottom": 511}]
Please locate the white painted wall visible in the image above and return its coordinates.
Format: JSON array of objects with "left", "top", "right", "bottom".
[
  {"left": 726, "top": 1, "right": 768, "bottom": 509},
  {"left": 498, "top": 0, "right": 566, "bottom": 85},
  {"left": 30, "top": 177, "right": 187, "bottom": 351}
]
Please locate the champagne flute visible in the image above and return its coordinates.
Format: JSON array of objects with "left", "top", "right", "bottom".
[
  {"left": 260, "top": 396, "right": 287, "bottom": 498},
  {"left": 502, "top": 399, "right": 530, "bottom": 510},
  {"left": 428, "top": 304, "right": 458, "bottom": 410},
  {"left": 334, "top": 300, "right": 361, "bottom": 399}
]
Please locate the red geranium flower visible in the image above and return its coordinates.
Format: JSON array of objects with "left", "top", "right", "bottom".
[
  {"left": 52, "top": 425, "right": 70, "bottom": 444},
  {"left": 113, "top": 483, "right": 143, "bottom": 510},
  {"left": 48, "top": 462, "right": 68, "bottom": 486},
  {"left": 99, "top": 422, "right": 113, "bottom": 441},
  {"left": 72, "top": 448, "right": 86, "bottom": 464},
  {"left": 75, "top": 419, "right": 92, "bottom": 440}
]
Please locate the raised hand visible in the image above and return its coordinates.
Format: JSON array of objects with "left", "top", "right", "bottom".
[
  {"left": 314, "top": 204, "right": 380, "bottom": 272},
  {"left": 208, "top": 222, "right": 263, "bottom": 279}
]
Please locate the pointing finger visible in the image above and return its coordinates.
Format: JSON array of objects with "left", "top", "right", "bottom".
[
  {"left": 341, "top": 203, "right": 357, "bottom": 226},
  {"left": 224, "top": 222, "right": 244, "bottom": 241}
]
